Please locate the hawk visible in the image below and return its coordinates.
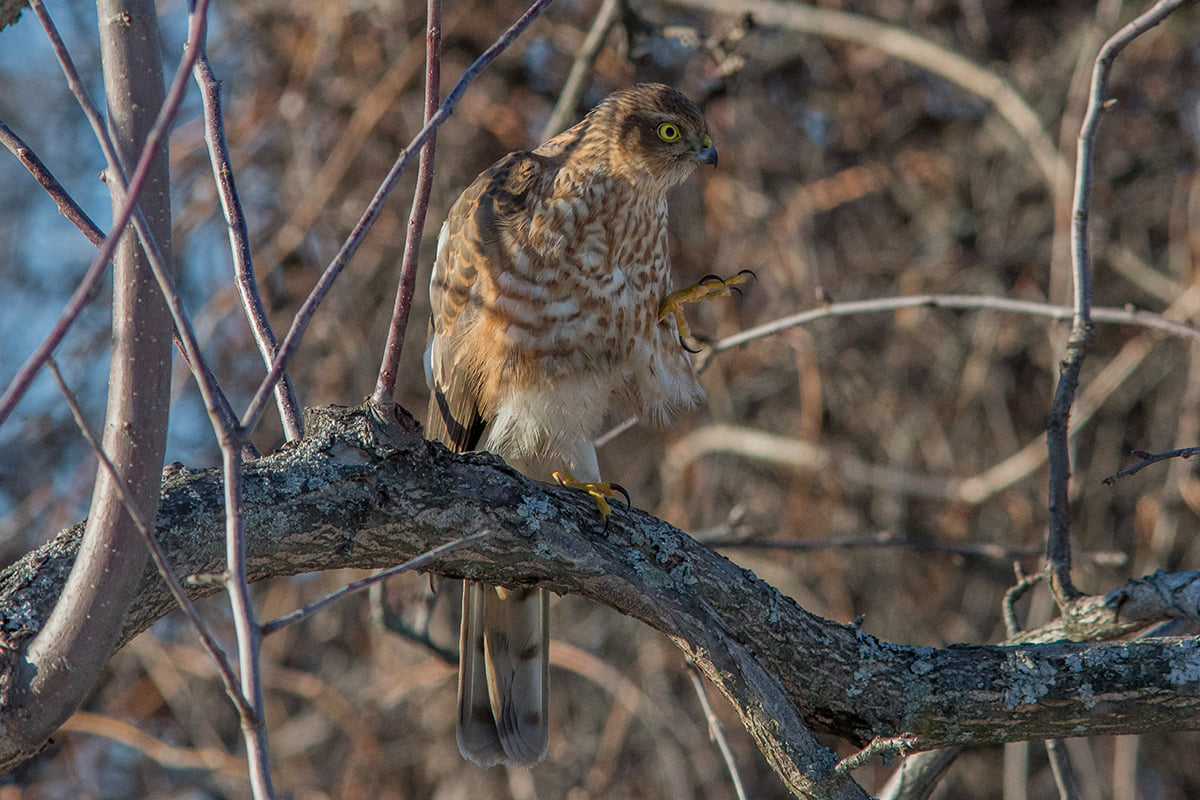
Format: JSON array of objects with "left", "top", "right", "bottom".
[{"left": 424, "top": 83, "right": 718, "bottom": 767}]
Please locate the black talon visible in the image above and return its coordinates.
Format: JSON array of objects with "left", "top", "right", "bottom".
[
  {"left": 731, "top": 286, "right": 743, "bottom": 298},
  {"left": 610, "top": 482, "right": 632, "bottom": 509},
  {"left": 737, "top": 268, "right": 757, "bottom": 280},
  {"left": 698, "top": 274, "right": 724, "bottom": 284},
  {"left": 680, "top": 337, "right": 702, "bottom": 353}
]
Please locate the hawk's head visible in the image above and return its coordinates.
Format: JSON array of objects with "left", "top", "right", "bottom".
[{"left": 588, "top": 83, "right": 717, "bottom": 192}]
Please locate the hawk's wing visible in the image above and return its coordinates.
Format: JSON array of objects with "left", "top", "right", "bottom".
[{"left": 424, "top": 150, "right": 550, "bottom": 453}]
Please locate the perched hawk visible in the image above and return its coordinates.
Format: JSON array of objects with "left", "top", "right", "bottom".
[{"left": 424, "top": 83, "right": 717, "bottom": 767}]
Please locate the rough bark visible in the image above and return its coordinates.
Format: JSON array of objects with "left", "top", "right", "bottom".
[{"left": 2, "top": 404, "right": 1199, "bottom": 791}]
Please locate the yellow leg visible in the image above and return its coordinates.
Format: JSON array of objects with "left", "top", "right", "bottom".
[
  {"left": 552, "top": 470, "right": 628, "bottom": 518},
  {"left": 658, "top": 270, "right": 754, "bottom": 340}
]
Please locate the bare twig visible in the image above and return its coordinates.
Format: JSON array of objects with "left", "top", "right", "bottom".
[
  {"left": 218, "top": 442, "right": 274, "bottom": 799},
  {"left": 603, "top": 290, "right": 1200, "bottom": 452},
  {"left": 0, "top": 0, "right": 174, "bottom": 426},
  {"left": 541, "top": 0, "right": 621, "bottom": 140},
  {"left": 711, "top": 293, "right": 1200, "bottom": 355},
  {"left": 17, "top": 0, "right": 240, "bottom": 438},
  {"left": 0, "top": 119, "right": 116, "bottom": 428},
  {"left": 1048, "top": 0, "right": 1188, "bottom": 605},
  {"left": 370, "top": 582, "right": 460, "bottom": 665},
  {"left": 878, "top": 747, "right": 963, "bottom": 800},
  {"left": 373, "top": 0, "right": 442, "bottom": 406},
  {"left": 705, "top": 533, "right": 1124, "bottom": 568},
  {"left": 1048, "top": 0, "right": 1124, "bottom": 307},
  {"left": 1046, "top": 738, "right": 1083, "bottom": 800},
  {"left": 685, "top": 659, "right": 748, "bottom": 800},
  {"left": 245, "top": 2, "right": 473, "bottom": 288},
  {"left": 1103, "top": 446, "right": 1200, "bottom": 485},
  {"left": 833, "top": 734, "right": 918, "bottom": 780},
  {"left": 242, "top": 0, "right": 556, "bottom": 433},
  {"left": 0, "top": 121, "right": 106, "bottom": 247},
  {"left": 46, "top": 358, "right": 250, "bottom": 715},
  {"left": 1003, "top": 565, "right": 1045, "bottom": 639},
  {"left": 193, "top": 50, "right": 303, "bottom": 441},
  {"left": 261, "top": 532, "right": 491, "bottom": 636}
]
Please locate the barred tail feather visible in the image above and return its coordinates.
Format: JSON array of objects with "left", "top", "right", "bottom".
[{"left": 456, "top": 581, "right": 549, "bottom": 767}]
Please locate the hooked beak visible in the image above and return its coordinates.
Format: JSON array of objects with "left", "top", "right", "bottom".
[{"left": 697, "top": 135, "right": 718, "bottom": 168}]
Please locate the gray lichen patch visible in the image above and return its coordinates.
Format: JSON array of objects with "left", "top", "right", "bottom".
[
  {"left": 515, "top": 494, "right": 552, "bottom": 533},
  {"left": 1165, "top": 638, "right": 1200, "bottom": 686},
  {"left": 1001, "top": 650, "right": 1058, "bottom": 708}
]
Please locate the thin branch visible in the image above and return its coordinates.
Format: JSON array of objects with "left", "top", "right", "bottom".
[
  {"left": 242, "top": 0, "right": 556, "bottom": 434},
  {"left": 1103, "top": 446, "right": 1200, "bottom": 485},
  {"left": 370, "top": 582, "right": 460, "bottom": 665},
  {"left": 602, "top": 290, "right": 1200, "bottom": 451},
  {"left": 1003, "top": 566, "right": 1045, "bottom": 639},
  {"left": 710, "top": 293, "right": 1200, "bottom": 355},
  {"left": 0, "top": 1, "right": 142, "bottom": 425},
  {"left": 1047, "top": 0, "right": 1188, "bottom": 605},
  {"left": 0, "top": 118, "right": 242, "bottom": 440},
  {"left": 45, "top": 359, "right": 250, "bottom": 718},
  {"left": 833, "top": 734, "right": 917, "bottom": 781},
  {"left": 1008, "top": 568, "right": 1200, "bottom": 645},
  {"left": 541, "top": 0, "right": 621, "bottom": 140},
  {"left": 0, "top": 119, "right": 115, "bottom": 427},
  {"left": 373, "top": 0, "right": 442, "bottom": 406},
  {"left": 0, "top": 121, "right": 106, "bottom": 246},
  {"left": 705, "top": 533, "right": 1125, "bottom": 569},
  {"left": 685, "top": 659, "right": 748, "bottom": 800},
  {"left": 193, "top": 50, "right": 303, "bottom": 441},
  {"left": 1045, "top": 739, "right": 1083, "bottom": 800},
  {"left": 219, "top": 441, "right": 274, "bottom": 799},
  {"left": 14, "top": 0, "right": 240, "bottom": 439},
  {"left": 261, "top": 532, "right": 491, "bottom": 636},
  {"left": 878, "top": 747, "right": 963, "bottom": 800}
]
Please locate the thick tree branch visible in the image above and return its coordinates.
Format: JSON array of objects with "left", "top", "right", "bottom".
[
  {"left": 2, "top": 405, "right": 1200, "bottom": 792},
  {"left": 0, "top": 0, "right": 175, "bottom": 775}
]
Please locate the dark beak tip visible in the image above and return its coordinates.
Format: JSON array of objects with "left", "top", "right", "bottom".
[{"left": 698, "top": 147, "right": 718, "bottom": 168}]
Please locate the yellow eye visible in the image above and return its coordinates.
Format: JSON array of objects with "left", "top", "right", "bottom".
[{"left": 657, "top": 122, "right": 682, "bottom": 142}]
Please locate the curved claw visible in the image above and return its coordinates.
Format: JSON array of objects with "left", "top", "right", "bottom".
[
  {"left": 680, "top": 336, "right": 702, "bottom": 354},
  {"left": 737, "top": 268, "right": 758, "bottom": 281},
  {"left": 609, "top": 482, "right": 632, "bottom": 509},
  {"left": 552, "top": 469, "right": 628, "bottom": 526},
  {"left": 698, "top": 273, "right": 725, "bottom": 285}
]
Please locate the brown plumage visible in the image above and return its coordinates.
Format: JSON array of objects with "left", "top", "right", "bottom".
[{"left": 424, "top": 83, "right": 716, "bottom": 767}]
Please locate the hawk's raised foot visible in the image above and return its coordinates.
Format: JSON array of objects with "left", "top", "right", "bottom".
[
  {"left": 658, "top": 269, "right": 756, "bottom": 341},
  {"left": 552, "top": 470, "right": 630, "bottom": 524}
]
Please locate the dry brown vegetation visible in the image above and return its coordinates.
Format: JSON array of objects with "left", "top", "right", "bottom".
[{"left": 3, "top": 0, "right": 1200, "bottom": 797}]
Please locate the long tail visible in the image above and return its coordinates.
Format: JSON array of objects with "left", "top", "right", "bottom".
[
  {"left": 425, "top": 378, "right": 552, "bottom": 767},
  {"left": 457, "top": 582, "right": 550, "bottom": 767}
]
